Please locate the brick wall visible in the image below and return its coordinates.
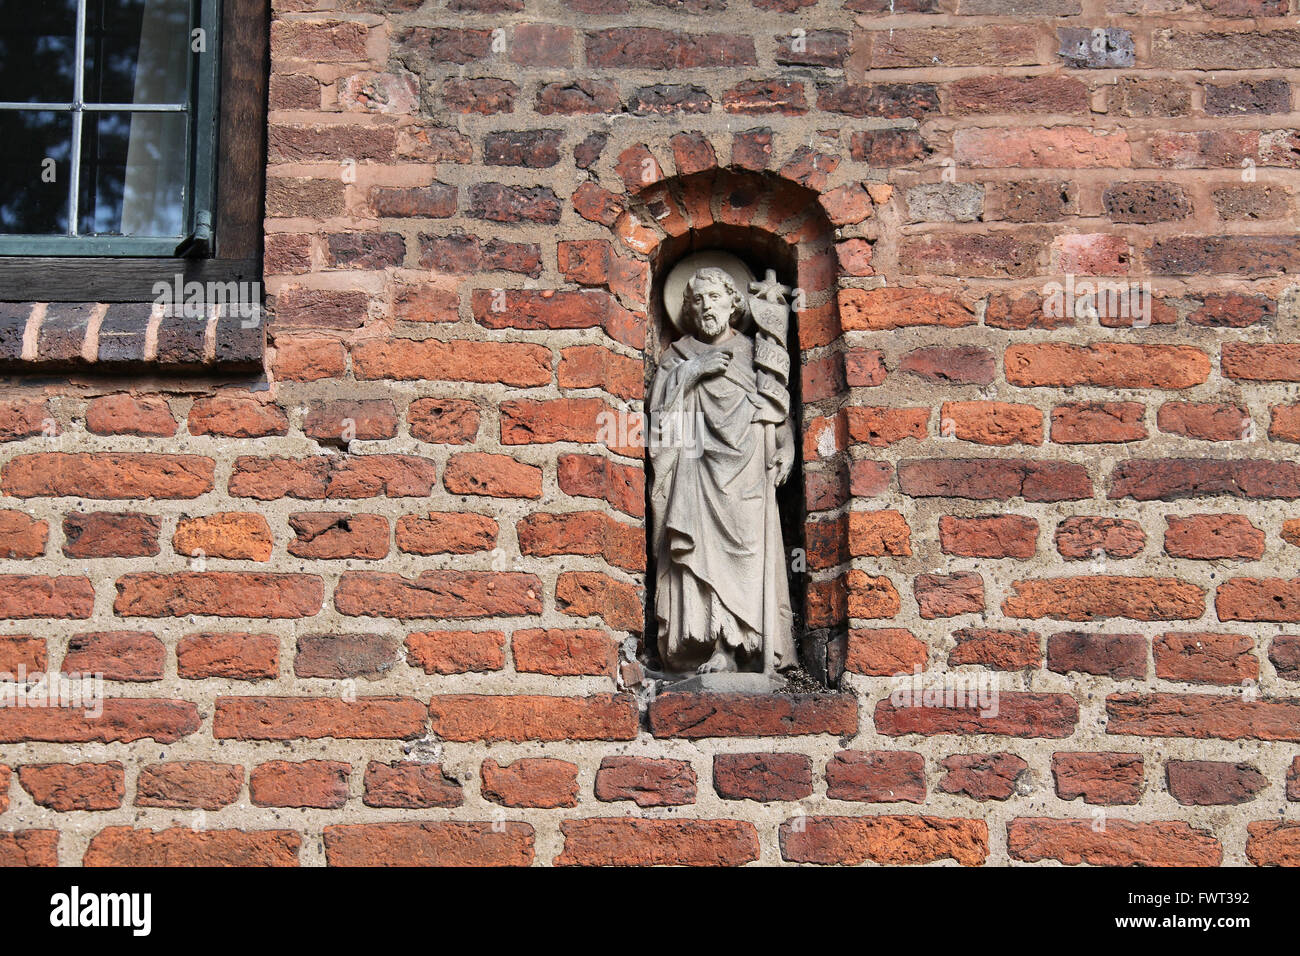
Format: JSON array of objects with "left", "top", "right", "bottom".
[{"left": 3, "top": 0, "right": 1300, "bottom": 867}]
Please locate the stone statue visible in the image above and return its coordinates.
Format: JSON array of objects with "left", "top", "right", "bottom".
[{"left": 649, "top": 255, "right": 797, "bottom": 686}]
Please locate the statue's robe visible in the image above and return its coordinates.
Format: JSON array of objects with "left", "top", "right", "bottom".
[{"left": 649, "top": 332, "right": 795, "bottom": 673}]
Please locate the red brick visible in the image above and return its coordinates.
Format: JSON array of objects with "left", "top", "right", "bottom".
[
  {"left": 839, "top": 288, "right": 976, "bottom": 331},
  {"left": 336, "top": 570, "right": 540, "bottom": 619},
  {"left": 231, "top": 455, "right": 439, "bottom": 500},
  {"left": 3, "top": 453, "right": 214, "bottom": 499},
  {"left": 845, "top": 628, "right": 928, "bottom": 676},
  {"left": 941, "top": 401, "right": 1042, "bottom": 446},
  {"left": 1223, "top": 344, "right": 1300, "bottom": 382},
  {"left": 939, "top": 515, "right": 1037, "bottom": 558},
  {"left": 135, "top": 762, "right": 244, "bottom": 809},
  {"left": 62, "top": 631, "right": 164, "bottom": 681},
  {"left": 1154, "top": 632, "right": 1257, "bottom": 685},
  {"left": 949, "top": 628, "right": 1041, "bottom": 669},
  {"left": 780, "top": 815, "right": 988, "bottom": 866},
  {"left": 1158, "top": 402, "right": 1251, "bottom": 442},
  {"left": 408, "top": 398, "right": 480, "bottom": 444},
  {"left": 481, "top": 758, "right": 578, "bottom": 809},
  {"left": 898, "top": 459, "right": 1091, "bottom": 502},
  {"left": 188, "top": 396, "right": 287, "bottom": 438},
  {"left": 324, "top": 822, "right": 533, "bottom": 867},
  {"left": 826, "top": 750, "right": 925, "bottom": 803},
  {"left": 406, "top": 630, "right": 505, "bottom": 674},
  {"left": 1247, "top": 821, "right": 1300, "bottom": 866},
  {"left": 1217, "top": 578, "right": 1300, "bottom": 622},
  {"left": 272, "top": 337, "right": 347, "bottom": 382},
  {"left": 558, "top": 818, "right": 758, "bottom": 866},
  {"left": 595, "top": 756, "right": 697, "bottom": 807},
  {"left": 1053, "top": 752, "right": 1144, "bottom": 805},
  {"left": 0, "top": 398, "right": 51, "bottom": 441},
  {"left": 1167, "top": 760, "right": 1265, "bottom": 806},
  {"left": 875, "top": 693, "right": 1078, "bottom": 738},
  {"left": 19, "top": 762, "right": 124, "bottom": 811},
  {"left": 939, "top": 753, "right": 1028, "bottom": 802},
  {"left": 0, "top": 700, "right": 199, "bottom": 744},
  {"left": 513, "top": 628, "right": 616, "bottom": 676},
  {"left": 1055, "top": 517, "right": 1145, "bottom": 560},
  {"left": 1106, "top": 693, "right": 1300, "bottom": 741},
  {"left": 173, "top": 513, "right": 273, "bottom": 561},
  {"left": 363, "top": 761, "right": 463, "bottom": 809},
  {"left": 1003, "top": 576, "right": 1204, "bottom": 621},
  {"left": 352, "top": 338, "right": 551, "bottom": 386},
  {"left": 1109, "top": 459, "right": 1300, "bottom": 502},
  {"left": 558, "top": 345, "right": 643, "bottom": 401},
  {"left": 114, "top": 572, "right": 322, "bottom": 618},
  {"left": 0, "top": 635, "right": 46, "bottom": 674},
  {"left": 1047, "top": 632, "right": 1146, "bottom": 679},
  {"left": 713, "top": 753, "right": 813, "bottom": 802},
  {"left": 304, "top": 399, "right": 398, "bottom": 442},
  {"left": 85, "top": 394, "right": 177, "bottom": 436},
  {"left": 650, "top": 693, "right": 857, "bottom": 738},
  {"left": 1007, "top": 818, "right": 1220, "bottom": 866},
  {"left": 213, "top": 697, "right": 426, "bottom": 740},
  {"left": 0, "top": 831, "right": 58, "bottom": 867},
  {"left": 428, "top": 694, "right": 638, "bottom": 742},
  {"left": 0, "top": 511, "right": 47, "bottom": 559},
  {"left": 0, "top": 575, "right": 94, "bottom": 619},
  {"left": 955, "top": 127, "right": 1131, "bottom": 167},
  {"left": 289, "top": 512, "right": 389, "bottom": 560},
  {"left": 177, "top": 633, "right": 278, "bottom": 680},
  {"left": 251, "top": 760, "right": 351, "bottom": 809},
  {"left": 555, "top": 571, "right": 642, "bottom": 630},
  {"left": 1051, "top": 402, "right": 1147, "bottom": 444},
  {"left": 900, "top": 345, "right": 993, "bottom": 386},
  {"left": 295, "top": 633, "right": 401, "bottom": 680},
  {"left": 1005, "top": 344, "right": 1209, "bottom": 389},
  {"left": 84, "top": 827, "right": 300, "bottom": 867},
  {"left": 518, "top": 511, "right": 643, "bottom": 572},
  {"left": 914, "top": 572, "right": 984, "bottom": 619},
  {"left": 1165, "top": 514, "right": 1265, "bottom": 561},
  {"left": 395, "top": 512, "right": 497, "bottom": 555}
]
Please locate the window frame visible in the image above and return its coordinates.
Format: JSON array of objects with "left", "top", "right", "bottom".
[{"left": 0, "top": 0, "right": 266, "bottom": 302}]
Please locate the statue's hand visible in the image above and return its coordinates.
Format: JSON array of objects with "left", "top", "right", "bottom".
[
  {"left": 772, "top": 446, "right": 793, "bottom": 486},
  {"left": 693, "top": 351, "right": 730, "bottom": 381}
]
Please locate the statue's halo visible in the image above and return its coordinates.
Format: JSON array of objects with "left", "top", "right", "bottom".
[{"left": 663, "top": 251, "right": 756, "bottom": 333}]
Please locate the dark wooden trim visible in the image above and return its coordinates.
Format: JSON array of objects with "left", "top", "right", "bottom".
[
  {"left": 0, "top": 257, "right": 262, "bottom": 302},
  {"left": 0, "top": 0, "right": 270, "bottom": 304},
  {"left": 215, "top": 0, "right": 270, "bottom": 262}
]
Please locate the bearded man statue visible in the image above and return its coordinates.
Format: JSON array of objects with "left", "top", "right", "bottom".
[{"left": 648, "top": 260, "right": 797, "bottom": 680}]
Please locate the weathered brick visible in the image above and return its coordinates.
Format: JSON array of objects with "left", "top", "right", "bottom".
[
  {"left": 481, "top": 758, "right": 578, "bottom": 809},
  {"left": 595, "top": 756, "right": 697, "bottom": 807},
  {"left": 558, "top": 819, "right": 758, "bottom": 866},
  {"left": 1007, "top": 818, "right": 1220, "bottom": 866},
  {"left": 323, "top": 822, "right": 533, "bottom": 867},
  {"left": 780, "top": 815, "right": 987, "bottom": 866}
]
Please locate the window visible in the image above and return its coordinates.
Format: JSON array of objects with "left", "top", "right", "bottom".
[{"left": 0, "top": 0, "right": 266, "bottom": 303}]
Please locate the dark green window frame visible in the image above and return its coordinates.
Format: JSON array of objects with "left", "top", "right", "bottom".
[{"left": 0, "top": 0, "right": 266, "bottom": 302}]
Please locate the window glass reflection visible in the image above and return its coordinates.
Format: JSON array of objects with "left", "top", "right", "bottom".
[
  {"left": 78, "top": 110, "right": 186, "bottom": 236},
  {"left": 0, "top": 0, "right": 79, "bottom": 104},
  {"left": 85, "top": 0, "right": 192, "bottom": 105},
  {"left": 0, "top": 111, "right": 72, "bottom": 233}
]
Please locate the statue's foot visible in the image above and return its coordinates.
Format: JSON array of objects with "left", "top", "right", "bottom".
[{"left": 697, "top": 648, "right": 738, "bottom": 674}]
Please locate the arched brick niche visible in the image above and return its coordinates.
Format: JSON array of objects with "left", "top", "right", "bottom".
[{"left": 581, "top": 140, "right": 868, "bottom": 686}]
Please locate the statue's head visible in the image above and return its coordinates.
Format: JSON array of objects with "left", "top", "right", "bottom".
[{"left": 681, "top": 267, "right": 746, "bottom": 341}]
